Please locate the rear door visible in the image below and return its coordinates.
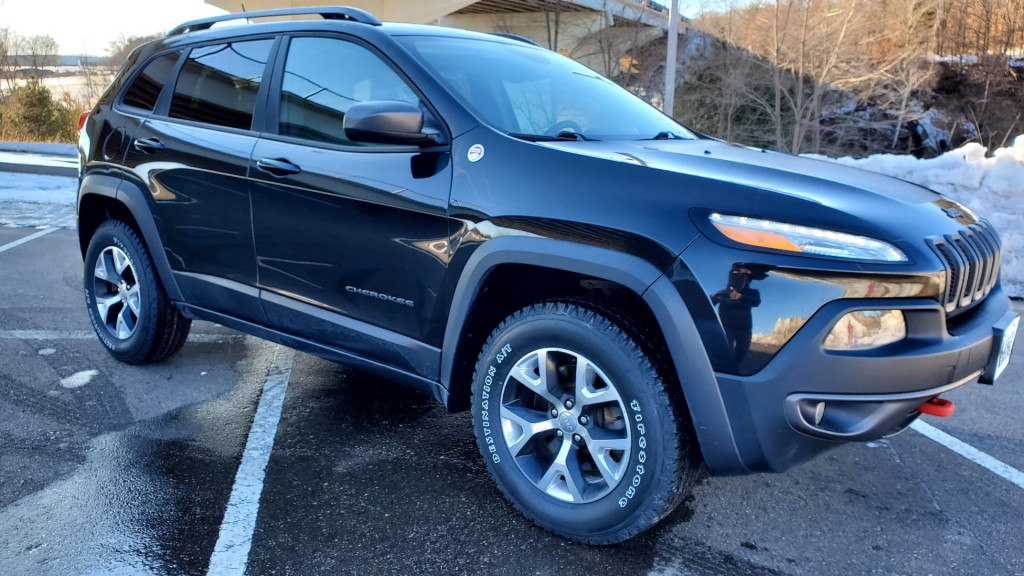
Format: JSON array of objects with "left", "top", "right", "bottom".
[
  {"left": 84, "top": 48, "right": 181, "bottom": 185},
  {"left": 120, "top": 38, "right": 275, "bottom": 322},
  {"left": 250, "top": 35, "right": 452, "bottom": 361}
]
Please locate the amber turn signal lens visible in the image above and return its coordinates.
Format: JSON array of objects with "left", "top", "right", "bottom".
[
  {"left": 711, "top": 222, "right": 801, "bottom": 253},
  {"left": 708, "top": 213, "right": 908, "bottom": 262}
]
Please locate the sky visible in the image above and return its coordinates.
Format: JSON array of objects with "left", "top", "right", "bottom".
[
  {"left": 0, "top": 0, "right": 703, "bottom": 57},
  {"left": 0, "top": 0, "right": 227, "bottom": 56}
]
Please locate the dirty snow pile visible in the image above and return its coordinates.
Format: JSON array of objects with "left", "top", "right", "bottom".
[
  {"left": 809, "top": 136, "right": 1024, "bottom": 298},
  {"left": 0, "top": 143, "right": 78, "bottom": 228},
  {"left": 0, "top": 172, "right": 76, "bottom": 228}
]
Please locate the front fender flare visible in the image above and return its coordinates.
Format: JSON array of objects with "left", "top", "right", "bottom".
[{"left": 441, "top": 236, "right": 747, "bottom": 475}]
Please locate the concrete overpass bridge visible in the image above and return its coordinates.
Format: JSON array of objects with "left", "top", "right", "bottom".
[{"left": 205, "top": 0, "right": 684, "bottom": 76}]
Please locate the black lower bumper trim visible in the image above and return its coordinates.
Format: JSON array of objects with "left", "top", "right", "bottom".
[{"left": 784, "top": 372, "right": 979, "bottom": 441}]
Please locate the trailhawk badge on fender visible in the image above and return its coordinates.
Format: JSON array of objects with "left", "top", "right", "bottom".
[{"left": 467, "top": 144, "right": 485, "bottom": 162}]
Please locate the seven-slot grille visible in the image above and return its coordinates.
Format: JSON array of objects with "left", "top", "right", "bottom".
[{"left": 928, "top": 219, "right": 1002, "bottom": 317}]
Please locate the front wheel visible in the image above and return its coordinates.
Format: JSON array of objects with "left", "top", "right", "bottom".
[
  {"left": 83, "top": 220, "right": 191, "bottom": 364},
  {"left": 471, "top": 302, "right": 700, "bottom": 544}
]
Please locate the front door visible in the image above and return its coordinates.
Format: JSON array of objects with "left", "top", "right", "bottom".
[{"left": 250, "top": 36, "right": 452, "bottom": 364}]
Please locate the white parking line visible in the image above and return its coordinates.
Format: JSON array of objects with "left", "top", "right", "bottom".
[
  {"left": 207, "top": 348, "right": 294, "bottom": 576},
  {"left": 911, "top": 420, "right": 1024, "bottom": 490},
  {"left": 0, "top": 227, "right": 58, "bottom": 254},
  {"left": 0, "top": 330, "right": 240, "bottom": 342}
]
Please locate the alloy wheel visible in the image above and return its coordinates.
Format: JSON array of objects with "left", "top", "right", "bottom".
[
  {"left": 92, "top": 245, "right": 141, "bottom": 340},
  {"left": 499, "top": 348, "right": 631, "bottom": 503}
]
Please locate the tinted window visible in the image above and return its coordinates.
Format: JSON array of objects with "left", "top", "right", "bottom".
[
  {"left": 278, "top": 37, "right": 419, "bottom": 145},
  {"left": 169, "top": 40, "right": 272, "bottom": 130},
  {"left": 122, "top": 51, "right": 181, "bottom": 111},
  {"left": 398, "top": 37, "right": 695, "bottom": 141}
]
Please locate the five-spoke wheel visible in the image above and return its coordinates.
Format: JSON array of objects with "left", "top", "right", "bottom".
[
  {"left": 91, "top": 245, "right": 141, "bottom": 340},
  {"left": 472, "top": 301, "right": 699, "bottom": 544},
  {"left": 83, "top": 220, "right": 191, "bottom": 364},
  {"left": 500, "top": 348, "right": 630, "bottom": 503}
]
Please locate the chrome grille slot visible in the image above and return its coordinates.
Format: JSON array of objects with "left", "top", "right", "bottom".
[
  {"left": 953, "top": 236, "right": 978, "bottom": 305},
  {"left": 928, "top": 220, "right": 1001, "bottom": 317}
]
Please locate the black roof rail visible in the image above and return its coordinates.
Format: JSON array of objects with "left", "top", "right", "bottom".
[
  {"left": 489, "top": 33, "right": 542, "bottom": 48},
  {"left": 168, "top": 6, "right": 381, "bottom": 36}
]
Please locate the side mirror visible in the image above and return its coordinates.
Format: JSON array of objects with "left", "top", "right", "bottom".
[{"left": 343, "top": 101, "right": 442, "bottom": 146}]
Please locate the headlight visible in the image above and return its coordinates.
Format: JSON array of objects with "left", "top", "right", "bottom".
[
  {"left": 824, "top": 310, "right": 906, "bottom": 350},
  {"left": 709, "top": 213, "right": 907, "bottom": 262}
]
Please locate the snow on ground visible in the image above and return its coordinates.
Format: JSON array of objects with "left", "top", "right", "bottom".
[
  {"left": 0, "top": 172, "right": 76, "bottom": 204},
  {"left": 0, "top": 172, "right": 76, "bottom": 229},
  {"left": 928, "top": 54, "right": 980, "bottom": 65},
  {"left": 808, "top": 136, "right": 1024, "bottom": 298},
  {"left": 0, "top": 143, "right": 77, "bottom": 156},
  {"left": 0, "top": 201, "right": 76, "bottom": 229},
  {"left": 0, "top": 150, "right": 78, "bottom": 171}
]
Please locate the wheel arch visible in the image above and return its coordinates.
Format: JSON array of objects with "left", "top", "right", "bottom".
[
  {"left": 441, "top": 236, "right": 748, "bottom": 475},
  {"left": 78, "top": 175, "right": 183, "bottom": 302}
]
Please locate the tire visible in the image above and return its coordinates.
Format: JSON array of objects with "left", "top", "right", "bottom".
[
  {"left": 83, "top": 220, "right": 191, "bottom": 364},
  {"left": 471, "top": 301, "right": 700, "bottom": 544}
]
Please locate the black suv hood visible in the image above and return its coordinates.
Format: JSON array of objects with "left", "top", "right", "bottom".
[
  {"left": 535, "top": 139, "right": 973, "bottom": 250},
  {"left": 538, "top": 139, "right": 940, "bottom": 206}
]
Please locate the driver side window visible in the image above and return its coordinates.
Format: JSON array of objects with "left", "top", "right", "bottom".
[{"left": 279, "top": 37, "right": 420, "bottom": 146}]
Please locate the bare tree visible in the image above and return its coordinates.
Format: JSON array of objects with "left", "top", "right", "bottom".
[
  {"left": 107, "top": 33, "right": 162, "bottom": 65},
  {"left": 569, "top": 1, "right": 659, "bottom": 87},
  {"left": 544, "top": 0, "right": 564, "bottom": 52},
  {"left": 876, "top": 0, "right": 941, "bottom": 150},
  {"left": 0, "top": 27, "right": 13, "bottom": 93},
  {"left": 20, "top": 34, "right": 59, "bottom": 69}
]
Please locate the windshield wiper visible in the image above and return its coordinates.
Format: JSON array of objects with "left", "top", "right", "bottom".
[
  {"left": 509, "top": 131, "right": 597, "bottom": 142},
  {"left": 648, "top": 131, "right": 687, "bottom": 140}
]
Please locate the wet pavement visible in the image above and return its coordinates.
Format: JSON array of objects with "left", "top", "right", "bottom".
[{"left": 1, "top": 224, "right": 1022, "bottom": 575}]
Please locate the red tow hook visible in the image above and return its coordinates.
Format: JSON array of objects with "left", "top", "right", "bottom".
[{"left": 919, "top": 397, "right": 955, "bottom": 418}]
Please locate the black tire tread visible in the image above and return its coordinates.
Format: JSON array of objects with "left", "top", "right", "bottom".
[
  {"left": 88, "top": 220, "right": 191, "bottom": 364},
  {"left": 471, "top": 300, "right": 699, "bottom": 544},
  {"left": 563, "top": 297, "right": 701, "bottom": 526}
]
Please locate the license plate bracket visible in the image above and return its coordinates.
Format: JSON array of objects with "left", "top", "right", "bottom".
[{"left": 981, "top": 314, "right": 1019, "bottom": 384}]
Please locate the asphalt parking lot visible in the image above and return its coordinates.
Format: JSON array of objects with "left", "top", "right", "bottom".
[{"left": 1, "top": 223, "right": 1022, "bottom": 576}]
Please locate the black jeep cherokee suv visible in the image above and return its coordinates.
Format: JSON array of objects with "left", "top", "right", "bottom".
[{"left": 77, "top": 7, "right": 1018, "bottom": 544}]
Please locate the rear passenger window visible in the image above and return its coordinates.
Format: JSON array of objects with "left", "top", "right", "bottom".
[
  {"left": 278, "top": 37, "right": 420, "bottom": 145},
  {"left": 169, "top": 40, "right": 272, "bottom": 130},
  {"left": 122, "top": 52, "right": 181, "bottom": 112}
]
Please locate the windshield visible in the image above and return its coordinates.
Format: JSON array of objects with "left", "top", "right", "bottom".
[{"left": 397, "top": 36, "right": 695, "bottom": 142}]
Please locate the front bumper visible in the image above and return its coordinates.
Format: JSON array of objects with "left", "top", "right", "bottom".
[{"left": 715, "top": 286, "right": 1016, "bottom": 473}]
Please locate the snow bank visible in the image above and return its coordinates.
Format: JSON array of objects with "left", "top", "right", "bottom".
[
  {"left": 0, "top": 143, "right": 77, "bottom": 157},
  {"left": 0, "top": 172, "right": 76, "bottom": 229},
  {"left": 928, "top": 54, "right": 980, "bottom": 65},
  {"left": 0, "top": 151, "right": 78, "bottom": 171},
  {"left": 0, "top": 172, "right": 76, "bottom": 204},
  {"left": 808, "top": 136, "right": 1024, "bottom": 298}
]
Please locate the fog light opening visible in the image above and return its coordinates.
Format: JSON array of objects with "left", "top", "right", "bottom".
[{"left": 824, "top": 310, "right": 906, "bottom": 351}]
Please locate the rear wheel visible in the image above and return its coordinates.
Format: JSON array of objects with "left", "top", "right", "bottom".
[
  {"left": 471, "top": 301, "right": 700, "bottom": 544},
  {"left": 84, "top": 220, "right": 191, "bottom": 364}
]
